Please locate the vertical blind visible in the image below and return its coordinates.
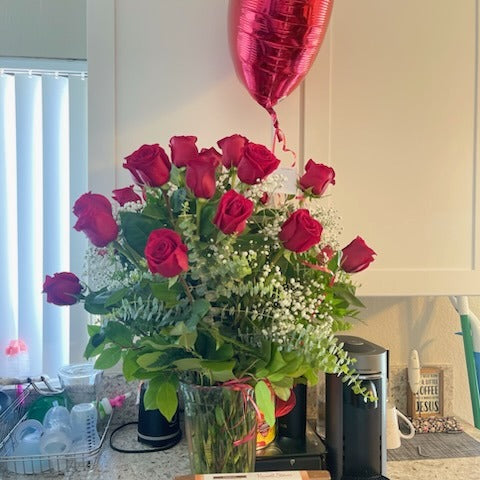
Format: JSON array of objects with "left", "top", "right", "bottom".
[{"left": 0, "top": 59, "right": 88, "bottom": 378}]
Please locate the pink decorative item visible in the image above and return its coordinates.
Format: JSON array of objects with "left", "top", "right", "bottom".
[{"left": 228, "top": 0, "right": 334, "bottom": 148}]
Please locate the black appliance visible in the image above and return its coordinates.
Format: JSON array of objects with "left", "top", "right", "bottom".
[
  {"left": 325, "top": 335, "right": 389, "bottom": 480},
  {"left": 255, "top": 383, "right": 327, "bottom": 471},
  {"left": 137, "top": 382, "right": 182, "bottom": 449}
]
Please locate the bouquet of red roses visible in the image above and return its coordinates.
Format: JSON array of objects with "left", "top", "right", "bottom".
[{"left": 43, "top": 133, "right": 375, "bottom": 425}]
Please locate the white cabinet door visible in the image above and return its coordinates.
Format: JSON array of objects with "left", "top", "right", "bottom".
[{"left": 304, "top": 0, "right": 480, "bottom": 295}]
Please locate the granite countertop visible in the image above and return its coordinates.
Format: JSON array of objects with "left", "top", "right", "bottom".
[{"left": 3, "top": 419, "right": 480, "bottom": 480}]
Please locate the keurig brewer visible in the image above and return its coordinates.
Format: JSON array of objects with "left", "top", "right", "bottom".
[{"left": 325, "top": 335, "right": 388, "bottom": 480}]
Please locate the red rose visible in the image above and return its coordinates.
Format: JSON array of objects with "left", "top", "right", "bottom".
[
  {"left": 112, "top": 185, "right": 142, "bottom": 206},
  {"left": 123, "top": 144, "right": 171, "bottom": 187},
  {"left": 43, "top": 272, "right": 82, "bottom": 306},
  {"left": 185, "top": 147, "right": 221, "bottom": 199},
  {"left": 217, "top": 134, "right": 248, "bottom": 168},
  {"left": 73, "top": 192, "right": 112, "bottom": 217},
  {"left": 278, "top": 209, "right": 323, "bottom": 253},
  {"left": 341, "top": 236, "right": 376, "bottom": 273},
  {"left": 145, "top": 228, "right": 188, "bottom": 278},
  {"left": 237, "top": 142, "right": 280, "bottom": 185},
  {"left": 299, "top": 160, "right": 336, "bottom": 196},
  {"left": 74, "top": 209, "right": 119, "bottom": 247},
  {"left": 169, "top": 135, "right": 198, "bottom": 168},
  {"left": 213, "top": 190, "right": 254, "bottom": 234}
]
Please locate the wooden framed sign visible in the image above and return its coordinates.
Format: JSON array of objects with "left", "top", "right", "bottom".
[{"left": 407, "top": 367, "right": 444, "bottom": 417}]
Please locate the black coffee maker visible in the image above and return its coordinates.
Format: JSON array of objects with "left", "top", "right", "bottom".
[{"left": 325, "top": 336, "right": 388, "bottom": 480}]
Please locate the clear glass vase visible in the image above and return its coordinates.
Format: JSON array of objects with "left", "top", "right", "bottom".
[{"left": 180, "top": 382, "right": 257, "bottom": 474}]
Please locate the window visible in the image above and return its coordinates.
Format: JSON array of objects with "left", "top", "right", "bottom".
[{"left": 0, "top": 58, "right": 88, "bottom": 377}]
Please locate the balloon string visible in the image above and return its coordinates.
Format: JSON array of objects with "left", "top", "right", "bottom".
[{"left": 266, "top": 106, "right": 297, "bottom": 167}]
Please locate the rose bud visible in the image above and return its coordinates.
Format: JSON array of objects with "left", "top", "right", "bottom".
[
  {"left": 260, "top": 192, "right": 269, "bottom": 205},
  {"left": 299, "top": 160, "right": 336, "bottom": 196},
  {"left": 169, "top": 135, "right": 198, "bottom": 168},
  {"left": 145, "top": 228, "right": 188, "bottom": 278},
  {"left": 74, "top": 209, "right": 119, "bottom": 247},
  {"left": 237, "top": 142, "right": 280, "bottom": 185},
  {"left": 43, "top": 272, "right": 83, "bottom": 306},
  {"left": 278, "top": 209, "right": 323, "bottom": 253},
  {"left": 123, "top": 144, "right": 171, "bottom": 187},
  {"left": 185, "top": 147, "right": 221, "bottom": 199},
  {"left": 341, "top": 236, "right": 376, "bottom": 273},
  {"left": 73, "top": 192, "right": 112, "bottom": 217},
  {"left": 317, "top": 245, "right": 335, "bottom": 264},
  {"left": 213, "top": 190, "right": 254, "bottom": 235},
  {"left": 217, "top": 134, "right": 248, "bottom": 168},
  {"left": 112, "top": 185, "right": 142, "bottom": 206}
]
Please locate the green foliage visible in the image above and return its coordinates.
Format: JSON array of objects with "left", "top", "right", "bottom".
[{"left": 71, "top": 144, "right": 375, "bottom": 420}]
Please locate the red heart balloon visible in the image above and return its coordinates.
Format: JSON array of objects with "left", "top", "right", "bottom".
[{"left": 228, "top": 0, "right": 334, "bottom": 112}]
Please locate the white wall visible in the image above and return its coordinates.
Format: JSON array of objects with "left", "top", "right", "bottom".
[
  {"left": 350, "top": 296, "right": 476, "bottom": 423},
  {"left": 0, "top": 0, "right": 86, "bottom": 59},
  {"left": 85, "top": 1, "right": 477, "bottom": 424}
]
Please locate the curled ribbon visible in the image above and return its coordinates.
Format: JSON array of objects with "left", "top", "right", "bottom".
[
  {"left": 300, "top": 260, "right": 336, "bottom": 287},
  {"left": 266, "top": 107, "right": 297, "bottom": 167},
  {"left": 221, "top": 377, "right": 263, "bottom": 447}
]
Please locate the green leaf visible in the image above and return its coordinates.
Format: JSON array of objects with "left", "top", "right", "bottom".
[
  {"left": 140, "top": 337, "right": 177, "bottom": 350},
  {"left": 84, "top": 289, "right": 111, "bottom": 315},
  {"left": 173, "top": 357, "right": 203, "bottom": 371},
  {"left": 156, "top": 380, "right": 178, "bottom": 421},
  {"left": 143, "top": 375, "right": 179, "bottom": 421},
  {"left": 105, "top": 321, "right": 133, "bottom": 347},
  {"left": 143, "top": 377, "right": 161, "bottom": 410},
  {"left": 199, "top": 203, "right": 217, "bottom": 238},
  {"left": 122, "top": 350, "right": 140, "bottom": 381},
  {"left": 104, "top": 288, "right": 129, "bottom": 308},
  {"left": 270, "top": 385, "right": 291, "bottom": 401},
  {"left": 171, "top": 188, "right": 187, "bottom": 214},
  {"left": 137, "top": 352, "right": 163, "bottom": 369},
  {"left": 142, "top": 202, "right": 168, "bottom": 221},
  {"left": 87, "top": 324, "right": 101, "bottom": 336},
  {"left": 207, "top": 343, "right": 234, "bottom": 361},
  {"left": 334, "top": 285, "right": 365, "bottom": 308},
  {"left": 187, "top": 299, "right": 211, "bottom": 328},
  {"left": 150, "top": 281, "right": 181, "bottom": 308},
  {"left": 199, "top": 359, "right": 235, "bottom": 381},
  {"left": 265, "top": 346, "right": 286, "bottom": 373},
  {"left": 120, "top": 211, "right": 161, "bottom": 256},
  {"left": 94, "top": 345, "right": 122, "bottom": 369},
  {"left": 255, "top": 380, "right": 275, "bottom": 427},
  {"left": 215, "top": 405, "right": 226, "bottom": 426},
  {"left": 83, "top": 335, "right": 106, "bottom": 359}
]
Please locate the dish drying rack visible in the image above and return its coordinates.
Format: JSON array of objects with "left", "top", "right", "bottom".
[{"left": 0, "top": 376, "right": 113, "bottom": 475}]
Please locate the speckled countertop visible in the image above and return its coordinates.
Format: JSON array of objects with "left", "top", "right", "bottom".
[
  {"left": 3, "top": 418, "right": 480, "bottom": 480},
  {"left": 2, "top": 372, "right": 479, "bottom": 480}
]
